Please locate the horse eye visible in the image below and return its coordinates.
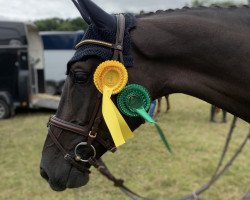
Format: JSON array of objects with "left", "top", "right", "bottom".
[{"left": 73, "top": 71, "right": 89, "bottom": 84}]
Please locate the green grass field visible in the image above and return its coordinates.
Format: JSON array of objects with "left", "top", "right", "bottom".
[{"left": 0, "top": 94, "right": 249, "bottom": 200}]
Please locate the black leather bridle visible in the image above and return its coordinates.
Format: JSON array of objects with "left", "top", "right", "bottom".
[{"left": 47, "top": 14, "right": 126, "bottom": 173}]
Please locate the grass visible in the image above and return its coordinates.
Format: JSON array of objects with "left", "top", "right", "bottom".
[{"left": 0, "top": 94, "right": 249, "bottom": 200}]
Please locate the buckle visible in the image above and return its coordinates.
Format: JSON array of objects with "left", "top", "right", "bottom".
[
  {"left": 89, "top": 131, "right": 97, "bottom": 138},
  {"left": 110, "top": 147, "right": 117, "bottom": 153},
  {"left": 74, "top": 142, "right": 96, "bottom": 163},
  {"left": 115, "top": 44, "right": 123, "bottom": 51},
  {"left": 64, "top": 154, "right": 71, "bottom": 160}
]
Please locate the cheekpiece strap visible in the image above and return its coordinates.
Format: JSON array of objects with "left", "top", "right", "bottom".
[{"left": 112, "top": 14, "right": 125, "bottom": 63}]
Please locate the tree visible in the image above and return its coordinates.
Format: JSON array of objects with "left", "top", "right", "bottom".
[
  {"left": 34, "top": 17, "right": 88, "bottom": 31},
  {"left": 191, "top": 0, "right": 243, "bottom": 7},
  {"left": 192, "top": 0, "right": 209, "bottom": 7}
]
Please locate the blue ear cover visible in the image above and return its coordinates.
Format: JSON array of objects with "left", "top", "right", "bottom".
[{"left": 73, "top": 0, "right": 116, "bottom": 30}]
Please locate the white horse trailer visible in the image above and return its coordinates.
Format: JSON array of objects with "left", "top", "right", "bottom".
[
  {"left": 40, "top": 31, "right": 84, "bottom": 95},
  {"left": 0, "top": 21, "right": 60, "bottom": 119}
]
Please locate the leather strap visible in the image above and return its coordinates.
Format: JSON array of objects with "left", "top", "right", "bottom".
[
  {"left": 49, "top": 116, "right": 89, "bottom": 136},
  {"left": 95, "top": 117, "right": 250, "bottom": 200},
  {"left": 75, "top": 39, "right": 113, "bottom": 49},
  {"left": 48, "top": 115, "right": 115, "bottom": 152},
  {"left": 93, "top": 158, "right": 150, "bottom": 200},
  {"left": 112, "top": 14, "right": 125, "bottom": 63},
  {"left": 48, "top": 128, "right": 91, "bottom": 174}
]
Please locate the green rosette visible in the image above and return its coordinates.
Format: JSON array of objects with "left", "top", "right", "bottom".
[
  {"left": 117, "top": 84, "right": 172, "bottom": 153},
  {"left": 117, "top": 84, "right": 151, "bottom": 117}
]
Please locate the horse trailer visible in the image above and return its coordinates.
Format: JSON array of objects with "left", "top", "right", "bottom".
[
  {"left": 40, "top": 31, "right": 84, "bottom": 95},
  {"left": 0, "top": 21, "right": 59, "bottom": 119}
]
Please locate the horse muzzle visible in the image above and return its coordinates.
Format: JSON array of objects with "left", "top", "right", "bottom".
[{"left": 40, "top": 163, "right": 90, "bottom": 191}]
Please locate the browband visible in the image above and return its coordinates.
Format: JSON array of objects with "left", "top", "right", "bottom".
[{"left": 75, "top": 14, "right": 125, "bottom": 62}]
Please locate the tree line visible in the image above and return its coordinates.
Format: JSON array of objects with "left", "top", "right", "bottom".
[
  {"left": 34, "top": 0, "right": 247, "bottom": 32},
  {"left": 34, "top": 17, "right": 88, "bottom": 31},
  {"left": 192, "top": 0, "right": 244, "bottom": 7}
]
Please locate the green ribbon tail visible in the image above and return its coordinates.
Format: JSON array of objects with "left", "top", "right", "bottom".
[
  {"left": 136, "top": 107, "right": 155, "bottom": 123},
  {"left": 154, "top": 123, "right": 172, "bottom": 153},
  {"left": 136, "top": 107, "right": 172, "bottom": 153}
]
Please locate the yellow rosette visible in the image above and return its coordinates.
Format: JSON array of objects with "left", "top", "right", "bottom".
[{"left": 94, "top": 60, "right": 133, "bottom": 147}]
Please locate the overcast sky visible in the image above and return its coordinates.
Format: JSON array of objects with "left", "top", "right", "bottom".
[{"left": 0, "top": 0, "right": 248, "bottom": 21}]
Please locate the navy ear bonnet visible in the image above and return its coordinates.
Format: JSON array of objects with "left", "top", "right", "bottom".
[{"left": 67, "top": 14, "right": 136, "bottom": 72}]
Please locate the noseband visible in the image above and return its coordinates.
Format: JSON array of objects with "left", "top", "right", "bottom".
[{"left": 47, "top": 14, "right": 126, "bottom": 173}]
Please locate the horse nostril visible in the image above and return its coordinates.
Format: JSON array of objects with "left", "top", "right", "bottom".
[{"left": 40, "top": 167, "right": 49, "bottom": 182}]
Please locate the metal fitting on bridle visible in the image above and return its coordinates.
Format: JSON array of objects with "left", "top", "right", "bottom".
[{"left": 74, "top": 142, "right": 96, "bottom": 162}]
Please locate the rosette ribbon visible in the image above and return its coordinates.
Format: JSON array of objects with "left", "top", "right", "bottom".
[
  {"left": 117, "top": 84, "right": 172, "bottom": 153},
  {"left": 93, "top": 60, "right": 133, "bottom": 147}
]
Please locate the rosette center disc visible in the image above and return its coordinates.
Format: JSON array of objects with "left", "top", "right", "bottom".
[
  {"left": 117, "top": 84, "right": 151, "bottom": 117},
  {"left": 103, "top": 70, "right": 119, "bottom": 88},
  {"left": 126, "top": 95, "right": 144, "bottom": 109},
  {"left": 93, "top": 60, "right": 128, "bottom": 94}
]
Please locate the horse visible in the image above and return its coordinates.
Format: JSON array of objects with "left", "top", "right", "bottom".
[
  {"left": 149, "top": 95, "right": 170, "bottom": 118},
  {"left": 210, "top": 105, "right": 227, "bottom": 123},
  {"left": 155, "top": 95, "right": 170, "bottom": 117},
  {"left": 40, "top": 0, "right": 250, "bottom": 193}
]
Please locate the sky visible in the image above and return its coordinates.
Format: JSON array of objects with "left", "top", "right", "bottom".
[{"left": 0, "top": 0, "right": 248, "bottom": 21}]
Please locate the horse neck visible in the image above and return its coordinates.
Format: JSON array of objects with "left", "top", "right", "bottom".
[{"left": 130, "top": 8, "right": 250, "bottom": 123}]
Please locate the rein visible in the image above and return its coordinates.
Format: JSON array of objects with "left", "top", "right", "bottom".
[{"left": 95, "top": 117, "right": 250, "bottom": 200}]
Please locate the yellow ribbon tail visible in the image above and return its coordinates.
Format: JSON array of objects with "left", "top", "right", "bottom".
[
  {"left": 102, "top": 87, "right": 125, "bottom": 147},
  {"left": 112, "top": 101, "right": 134, "bottom": 140},
  {"left": 102, "top": 86, "right": 134, "bottom": 147}
]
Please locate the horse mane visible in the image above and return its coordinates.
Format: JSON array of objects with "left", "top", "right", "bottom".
[{"left": 137, "top": 5, "right": 250, "bottom": 18}]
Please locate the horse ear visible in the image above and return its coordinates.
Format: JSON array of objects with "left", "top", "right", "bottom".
[
  {"left": 72, "top": 0, "right": 91, "bottom": 25},
  {"left": 76, "top": 0, "right": 116, "bottom": 30}
]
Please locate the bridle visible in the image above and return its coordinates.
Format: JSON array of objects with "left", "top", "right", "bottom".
[
  {"left": 47, "top": 14, "right": 126, "bottom": 173},
  {"left": 47, "top": 95, "right": 115, "bottom": 173}
]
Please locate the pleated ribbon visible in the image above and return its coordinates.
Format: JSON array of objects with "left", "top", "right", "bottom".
[
  {"left": 93, "top": 60, "right": 133, "bottom": 147},
  {"left": 117, "top": 84, "right": 172, "bottom": 153}
]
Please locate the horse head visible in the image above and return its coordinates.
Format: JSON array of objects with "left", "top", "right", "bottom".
[
  {"left": 40, "top": 0, "right": 150, "bottom": 191},
  {"left": 40, "top": 0, "right": 250, "bottom": 192}
]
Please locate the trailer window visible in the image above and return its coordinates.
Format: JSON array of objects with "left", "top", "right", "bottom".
[
  {"left": 41, "top": 34, "right": 75, "bottom": 50},
  {"left": 41, "top": 32, "right": 84, "bottom": 50},
  {"left": 0, "top": 28, "right": 21, "bottom": 45}
]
